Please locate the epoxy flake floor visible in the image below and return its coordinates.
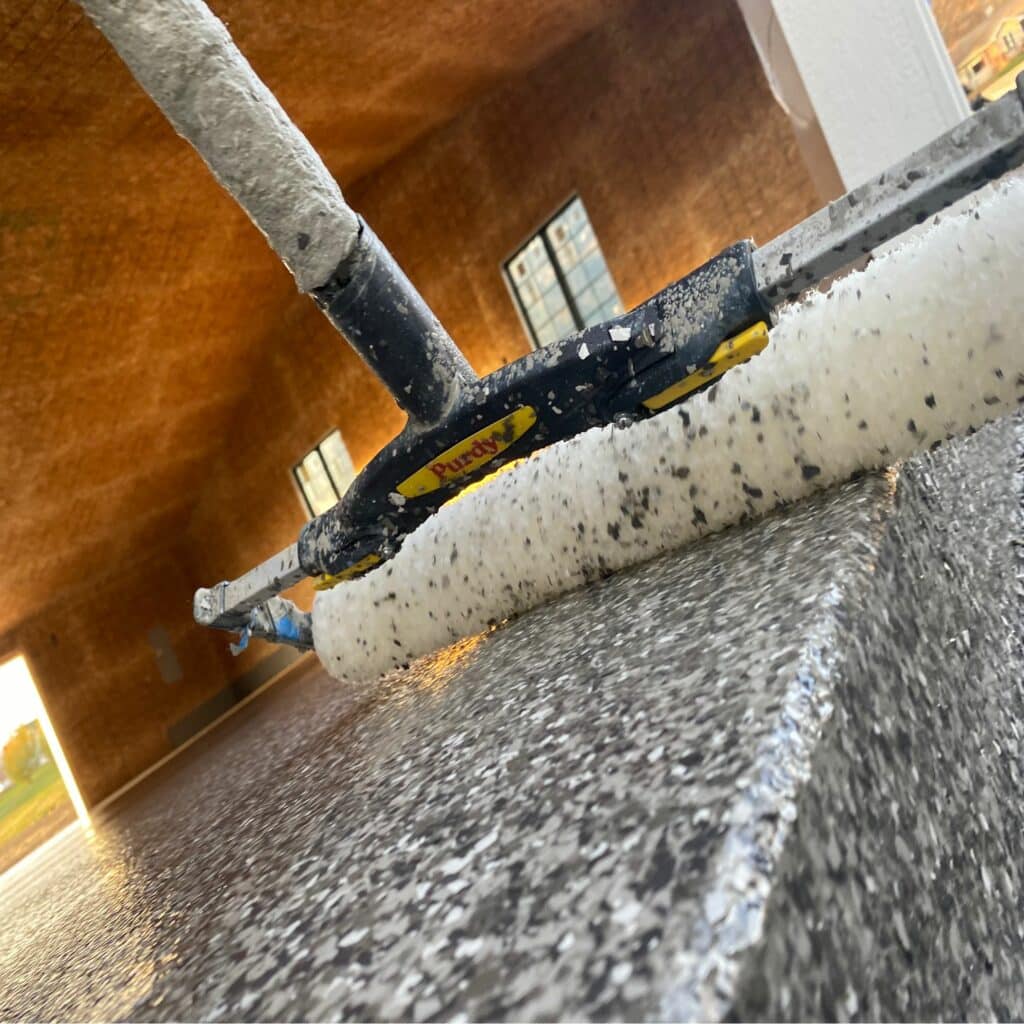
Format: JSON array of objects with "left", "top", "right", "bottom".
[{"left": 1, "top": 420, "right": 1021, "bottom": 1022}]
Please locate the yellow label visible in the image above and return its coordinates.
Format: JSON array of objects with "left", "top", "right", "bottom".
[
  {"left": 642, "top": 321, "right": 770, "bottom": 412},
  {"left": 398, "top": 405, "right": 538, "bottom": 498},
  {"left": 313, "top": 552, "right": 382, "bottom": 590}
]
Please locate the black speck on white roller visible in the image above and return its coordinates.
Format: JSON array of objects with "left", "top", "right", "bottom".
[{"left": 314, "top": 178, "right": 1024, "bottom": 680}]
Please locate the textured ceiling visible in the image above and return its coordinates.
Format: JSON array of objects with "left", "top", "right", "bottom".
[{"left": 0, "top": 0, "right": 628, "bottom": 637}]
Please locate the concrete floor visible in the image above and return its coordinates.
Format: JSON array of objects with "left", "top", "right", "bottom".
[{"left": 0, "top": 419, "right": 1021, "bottom": 1022}]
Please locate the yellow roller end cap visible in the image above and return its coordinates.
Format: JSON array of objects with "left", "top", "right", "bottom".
[{"left": 642, "top": 321, "right": 770, "bottom": 413}]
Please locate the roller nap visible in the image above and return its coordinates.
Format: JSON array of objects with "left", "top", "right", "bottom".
[{"left": 313, "top": 178, "right": 1024, "bottom": 681}]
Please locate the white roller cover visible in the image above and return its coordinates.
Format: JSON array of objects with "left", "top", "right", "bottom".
[{"left": 314, "top": 178, "right": 1024, "bottom": 680}]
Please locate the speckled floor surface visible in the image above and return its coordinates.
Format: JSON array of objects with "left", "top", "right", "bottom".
[{"left": 0, "top": 418, "right": 1021, "bottom": 1022}]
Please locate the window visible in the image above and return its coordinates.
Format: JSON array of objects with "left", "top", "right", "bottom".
[
  {"left": 293, "top": 429, "right": 355, "bottom": 517},
  {"left": 504, "top": 196, "right": 623, "bottom": 348}
]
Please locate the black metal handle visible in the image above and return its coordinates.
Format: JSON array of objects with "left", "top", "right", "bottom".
[{"left": 311, "top": 220, "right": 477, "bottom": 428}]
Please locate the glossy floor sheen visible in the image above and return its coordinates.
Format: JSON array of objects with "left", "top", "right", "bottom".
[{"left": 1, "top": 418, "right": 1021, "bottom": 1022}]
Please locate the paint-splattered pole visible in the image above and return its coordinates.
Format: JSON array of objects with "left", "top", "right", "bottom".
[{"left": 76, "top": 0, "right": 474, "bottom": 426}]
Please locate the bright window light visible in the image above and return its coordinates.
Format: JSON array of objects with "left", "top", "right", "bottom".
[
  {"left": 0, "top": 654, "right": 89, "bottom": 824},
  {"left": 293, "top": 428, "right": 356, "bottom": 517}
]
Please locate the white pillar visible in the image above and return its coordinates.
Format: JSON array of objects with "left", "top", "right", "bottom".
[{"left": 739, "top": 0, "right": 971, "bottom": 194}]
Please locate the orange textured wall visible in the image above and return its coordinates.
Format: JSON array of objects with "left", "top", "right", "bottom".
[{"left": 347, "top": 0, "right": 818, "bottom": 377}]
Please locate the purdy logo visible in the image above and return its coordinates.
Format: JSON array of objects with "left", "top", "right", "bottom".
[
  {"left": 430, "top": 437, "right": 501, "bottom": 479},
  {"left": 397, "top": 405, "right": 538, "bottom": 499}
]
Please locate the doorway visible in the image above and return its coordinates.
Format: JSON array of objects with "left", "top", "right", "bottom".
[{"left": 0, "top": 654, "right": 88, "bottom": 874}]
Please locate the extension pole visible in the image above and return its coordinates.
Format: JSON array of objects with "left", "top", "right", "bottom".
[{"left": 77, "top": 0, "right": 476, "bottom": 428}]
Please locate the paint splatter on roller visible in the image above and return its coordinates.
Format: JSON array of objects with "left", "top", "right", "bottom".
[{"left": 313, "top": 177, "right": 1024, "bottom": 680}]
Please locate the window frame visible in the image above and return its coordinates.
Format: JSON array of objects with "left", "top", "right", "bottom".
[
  {"left": 503, "top": 195, "right": 621, "bottom": 350},
  {"left": 291, "top": 428, "right": 353, "bottom": 518}
]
